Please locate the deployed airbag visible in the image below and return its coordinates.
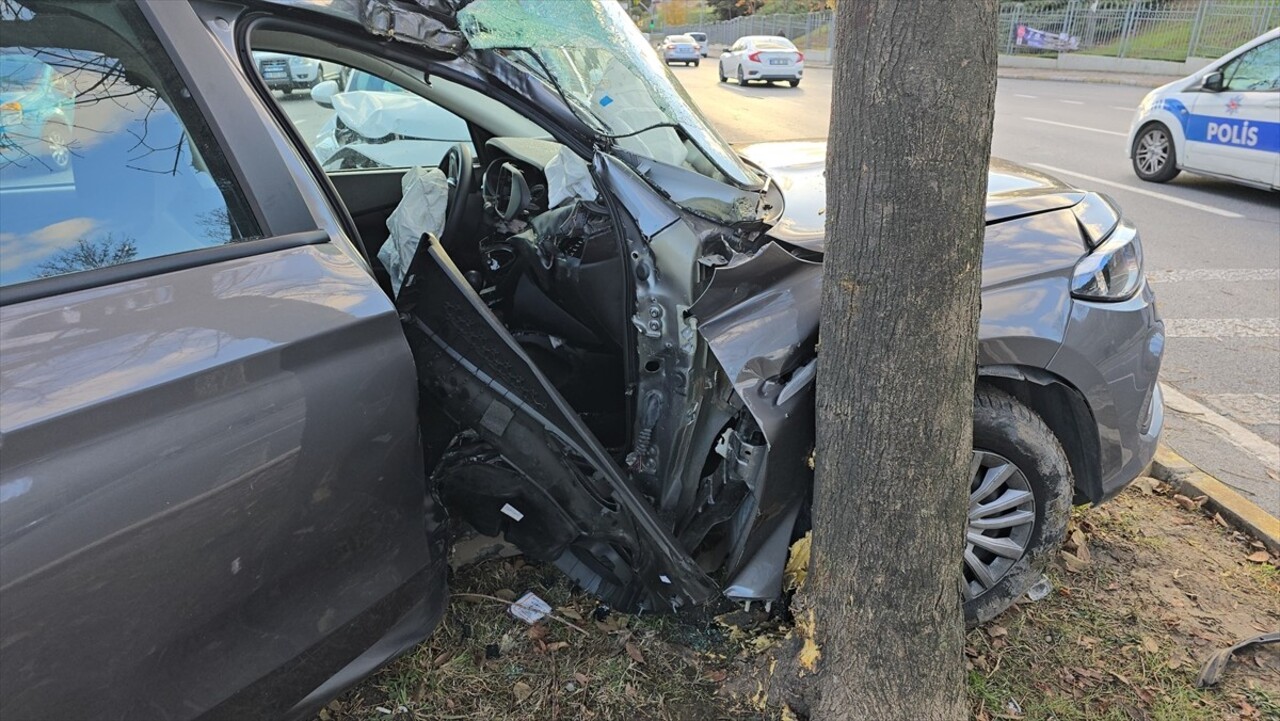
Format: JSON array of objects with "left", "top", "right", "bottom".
[
  {"left": 545, "top": 147, "right": 598, "bottom": 207},
  {"left": 380, "top": 166, "right": 448, "bottom": 295}
]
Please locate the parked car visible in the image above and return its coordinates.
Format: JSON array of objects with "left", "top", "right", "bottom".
[
  {"left": 719, "top": 35, "right": 804, "bottom": 86},
  {"left": 687, "top": 31, "right": 710, "bottom": 57},
  {"left": 0, "top": 52, "right": 74, "bottom": 169},
  {"left": 659, "top": 34, "right": 701, "bottom": 66},
  {"left": 0, "top": 1, "right": 1163, "bottom": 718},
  {"left": 253, "top": 50, "right": 324, "bottom": 95},
  {"left": 305, "top": 68, "right": 474, "bottom": 170},
  {"left": 1128, "top": 27, "right": 1279, "bottom": 190}
]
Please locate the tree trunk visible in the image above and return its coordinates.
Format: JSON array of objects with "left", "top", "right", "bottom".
[{"left": 807, "top": 1, "right": 996, "bottom": 719}]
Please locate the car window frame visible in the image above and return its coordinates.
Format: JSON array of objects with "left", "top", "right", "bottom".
[
  {"left": 1221, "top": 38, "right": 1280, "bottom": 93},
  {"left": 260, "top": 53, "right": 477, "bottom": 175},
  {"left": 0, "top": 0, "right": 331, "bottom": 306}
]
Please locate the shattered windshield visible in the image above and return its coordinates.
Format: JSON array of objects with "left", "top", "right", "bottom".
[{"left": 457, "top": 0, "right": 762, "bottom": 191}]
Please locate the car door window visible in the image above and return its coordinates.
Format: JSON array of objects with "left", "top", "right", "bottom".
[
  {"left": 1222, "top": 39, "right": 1280, "bottom": 92},
  {"left": 261, "top": 55, "right": 473, "bottom": 172},
  {"left": 0, "top": 13, "right": 259, "bottom": 287}
]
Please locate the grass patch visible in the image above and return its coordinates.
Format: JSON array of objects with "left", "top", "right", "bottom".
[{"left": 965, "top": 486, "right": 1280, "bottom": 721}]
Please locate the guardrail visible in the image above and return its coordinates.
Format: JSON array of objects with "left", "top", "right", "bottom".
[{"left": 661, "top": 0, "right": 1277, "bottom": 65}]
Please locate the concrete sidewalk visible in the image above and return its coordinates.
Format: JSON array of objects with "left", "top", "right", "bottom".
[{"left": 997, "top": 67, "right": 1176, "bottom": 88}]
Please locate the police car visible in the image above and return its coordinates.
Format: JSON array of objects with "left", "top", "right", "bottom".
[{"left": 1128, "top": 27, "right": 1279, "bottom": 190}]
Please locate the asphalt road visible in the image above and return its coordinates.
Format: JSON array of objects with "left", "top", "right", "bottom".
[{"left": 668, "top": 62, "right": 1280, "bottom": 515}]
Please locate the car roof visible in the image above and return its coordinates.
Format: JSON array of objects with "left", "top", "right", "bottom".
[{"left": 742, "top": 35, "right": 795, "bottom": 45}]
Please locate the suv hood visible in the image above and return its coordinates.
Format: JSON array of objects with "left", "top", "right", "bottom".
[{"left": 737, "top": 140, "right": 1086, "bottom": 254}]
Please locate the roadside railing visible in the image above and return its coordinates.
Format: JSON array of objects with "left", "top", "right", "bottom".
[{"left": 661, "top": 0, "right": 1278, "bottom": 65}]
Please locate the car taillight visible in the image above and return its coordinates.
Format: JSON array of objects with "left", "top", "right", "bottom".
[
  {"left": 796, "top": 52, "right": 804, "bottom": 62},
  {"left": 748, "top": 51, "right": 761, "bottom": 62}
]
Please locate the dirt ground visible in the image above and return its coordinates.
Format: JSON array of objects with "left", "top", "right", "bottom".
[{"left": 322, "top": 480, "right": 1279, "bottom": 721}]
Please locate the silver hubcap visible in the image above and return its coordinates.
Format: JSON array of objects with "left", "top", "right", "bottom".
[
  {"left": 963, "top": 451, "right": 1036, "bottom": 600},
  {"left": 1136, "top": 129, "right": 1169, "bottom": 176},
  {"left": 46, "top": 128, "right": 69, "bottom": 168}
]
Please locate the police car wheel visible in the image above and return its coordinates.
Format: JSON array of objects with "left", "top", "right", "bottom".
[{"left": 1132, "top": 123, "right": 1180, "bottom": 183}]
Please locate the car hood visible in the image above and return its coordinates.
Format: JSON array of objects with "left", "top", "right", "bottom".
[{"left": 736, "top": 140, "right": 1086, "bottom": 254}]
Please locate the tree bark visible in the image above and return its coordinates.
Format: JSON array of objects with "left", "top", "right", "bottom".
[{"left": 807, "top": 1, "right": 995, "bottom": 719}]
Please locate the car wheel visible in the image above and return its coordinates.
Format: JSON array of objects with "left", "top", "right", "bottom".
[
  {"left": 789, "top": 79, "right": 800, "bottom": 87},
  {"left": 718, "top": 64, "right": 727, "bottom": 82},
  {"left": 694, "top": 60, "right": 700, "bottom": 67},
  {"left": 963, "top": 386, "right": 1073, "bottom": 627},
  {"left": 1131, "top": 122, "right": 1180, "bottom": 183},
  {"left": 281, "top": 87, "right": 292, "bottom": 96},
  {"left": 737, "top": 66, "right": 746, "bottom": 85},
  {"left": 41, "top": 120, "right": 72, "bottom": 169}
]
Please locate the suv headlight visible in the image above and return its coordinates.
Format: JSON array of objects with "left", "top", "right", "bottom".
[{"left": 1071, "top": 220, "right": 1144, "bottom": 301}]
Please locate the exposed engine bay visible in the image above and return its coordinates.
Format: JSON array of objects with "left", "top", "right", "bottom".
[{"left": 392, "top": 135, "right": 818, "bottom": 613}]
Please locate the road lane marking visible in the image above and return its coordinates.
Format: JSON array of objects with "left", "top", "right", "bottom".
[
  {"left": 1027, "top": 163, "right": 1246, "bottom": 218},
  {"left": 1162, "top": 383, "right": 1280, "bottom": 472},
  {"left": 1110, "top": 106, "right": 1136, "bottom": 112},
  {"left": 1014, "top": 93, "right": 1038, "bottom": 99},
  {"left": 1148, "top": 268, "right": 1280, "bottom": 283},
  {"left": 1022, "top": 117, "right": 1126, "bottom": 136},
  {"left": 1163, "top": 318, "right": 1280, "bottom": 338},
  {"left": 1059, "top": 99, "right": 1085, "bottom": 105}
]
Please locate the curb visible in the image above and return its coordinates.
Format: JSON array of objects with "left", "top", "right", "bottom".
[
  {"left": 995, "top": 69, "right": 1173, "bottom": 88},
  {"left": 1149, "top": 444, "right": 1280, "bottom": 555}
]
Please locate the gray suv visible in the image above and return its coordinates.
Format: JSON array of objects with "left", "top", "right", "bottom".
[{"left": 0, "top": 1, "right": 1162, "bottom": 719}]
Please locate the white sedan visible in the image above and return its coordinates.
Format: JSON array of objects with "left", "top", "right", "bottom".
[{"left": 718, "top": 35, "right": 804, "bottom": 87}]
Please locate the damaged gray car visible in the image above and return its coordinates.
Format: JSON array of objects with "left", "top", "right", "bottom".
[{"left": 0, "top": 1, "right": 1163, "bottom": 718}]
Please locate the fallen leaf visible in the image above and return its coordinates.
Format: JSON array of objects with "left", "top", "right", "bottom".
[
  {"left": 546, "top": 641, "right": 569, "bottom": 653},
  {"left": 1132, "top": 476, "right": 1161, "bottom": 494},
  {"left": 1141, "top": 636, "right": 1159, "bottom": 654},
  {"left": 512, "top": 681, "right": 533, "bottom": 703},
  {"left": 624, "top": 641, "right": 645, "bottom": 664},
  {"left": 1245, "top": 551, "right": 1271, "bottom": 563},
  {"left": 573, "top": 672, "right": 590, "bottom": 685},
  {"left": 1174, "top": 494, "right": 1199, "bottom": 511},
  {"left": 987, "top": 625, "right": 1009, "bottom": 639},
  {"left": 494, "top": 588, "right": 517, "bottom": 602},
  {"left": 1061, "top": 551, "right": 1088, "bottom": 573},
  {"left": 558, "top": 607, "right": 584, "bottom": 621},
  {"left": 1213, "top": 513, "right": 1228, "bottom": 527}
]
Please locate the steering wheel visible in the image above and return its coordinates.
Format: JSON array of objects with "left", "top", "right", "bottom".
[{"left": 438, "top": 143, "right": 474, "bottom": 248}]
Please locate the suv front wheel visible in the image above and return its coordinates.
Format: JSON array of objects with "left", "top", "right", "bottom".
[{"left": 964, "top": 387, "right": 1073, "bottom": 626}]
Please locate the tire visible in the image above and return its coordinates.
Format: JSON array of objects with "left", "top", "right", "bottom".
[
  {"left": 694, "top": 60, "right": 700, "bottom": 67},
  {"left": 41, "top": 119, "right": 72, "bottom": 169},
  {"left": 963, "top": 386, "right": 1073, "bottom": 627},
  {"left": 718, "top": 64, "right": 727, "bottom": 83},
  {"left": 789, "top": 79, "right": 800, "bottom": 87},
  {"left": 281, "top": 87, "right": 292, "bottom": 96},
  {"left": 1131, "top": 122, "right": 1180, "bottom": 183},
  {"left": 737, "top": 66, "right": 746, "bottom": 85}
]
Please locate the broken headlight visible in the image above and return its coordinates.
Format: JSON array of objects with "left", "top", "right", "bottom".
[{"left": 1071, "top": 220, "right": 1144, "bottom": 302}]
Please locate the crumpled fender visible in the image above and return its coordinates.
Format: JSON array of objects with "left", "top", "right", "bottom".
[
  {"left": 689, "top": 242, "right": 820, "bottom": 599},
  {"left": 691, "top": 242, "right": 821, "bottom": 443}
]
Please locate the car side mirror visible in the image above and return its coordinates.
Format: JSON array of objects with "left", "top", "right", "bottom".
[
  {"left": 311, "top": 79, "right": 339, "bottom": 108},
  {"left": 1202, "top": 71, "right": 1224, "bottom": 92},
  {"left": 720, "top": 49, "right": 730, "bottom": 57}
]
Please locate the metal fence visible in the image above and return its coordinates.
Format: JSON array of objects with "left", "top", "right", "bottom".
[{"left": 663, "top": 0, "right": 1277, "bottom": 64}]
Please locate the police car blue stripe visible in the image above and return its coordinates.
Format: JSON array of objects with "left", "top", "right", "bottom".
[
  {"left": 1159, "top": 97, "right": 1280, "bottom": 153},
  {"left": 1187, "top": 114, "right": 1280, "bottom": 153}
]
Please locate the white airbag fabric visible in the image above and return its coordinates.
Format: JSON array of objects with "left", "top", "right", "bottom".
[
  {"left": 380, "top": 166, "right": 448, "bottom": 296},
  {"left": 545, "top": 146, "right": 599, "bottom": 207}
]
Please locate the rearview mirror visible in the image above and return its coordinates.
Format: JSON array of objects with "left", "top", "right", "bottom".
[
  {"left": 1202, "top": 71, "right": 1224, "bottom": 92},
  {"left": 311, "top": 79, "right": 339, "bottom": 108}
]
